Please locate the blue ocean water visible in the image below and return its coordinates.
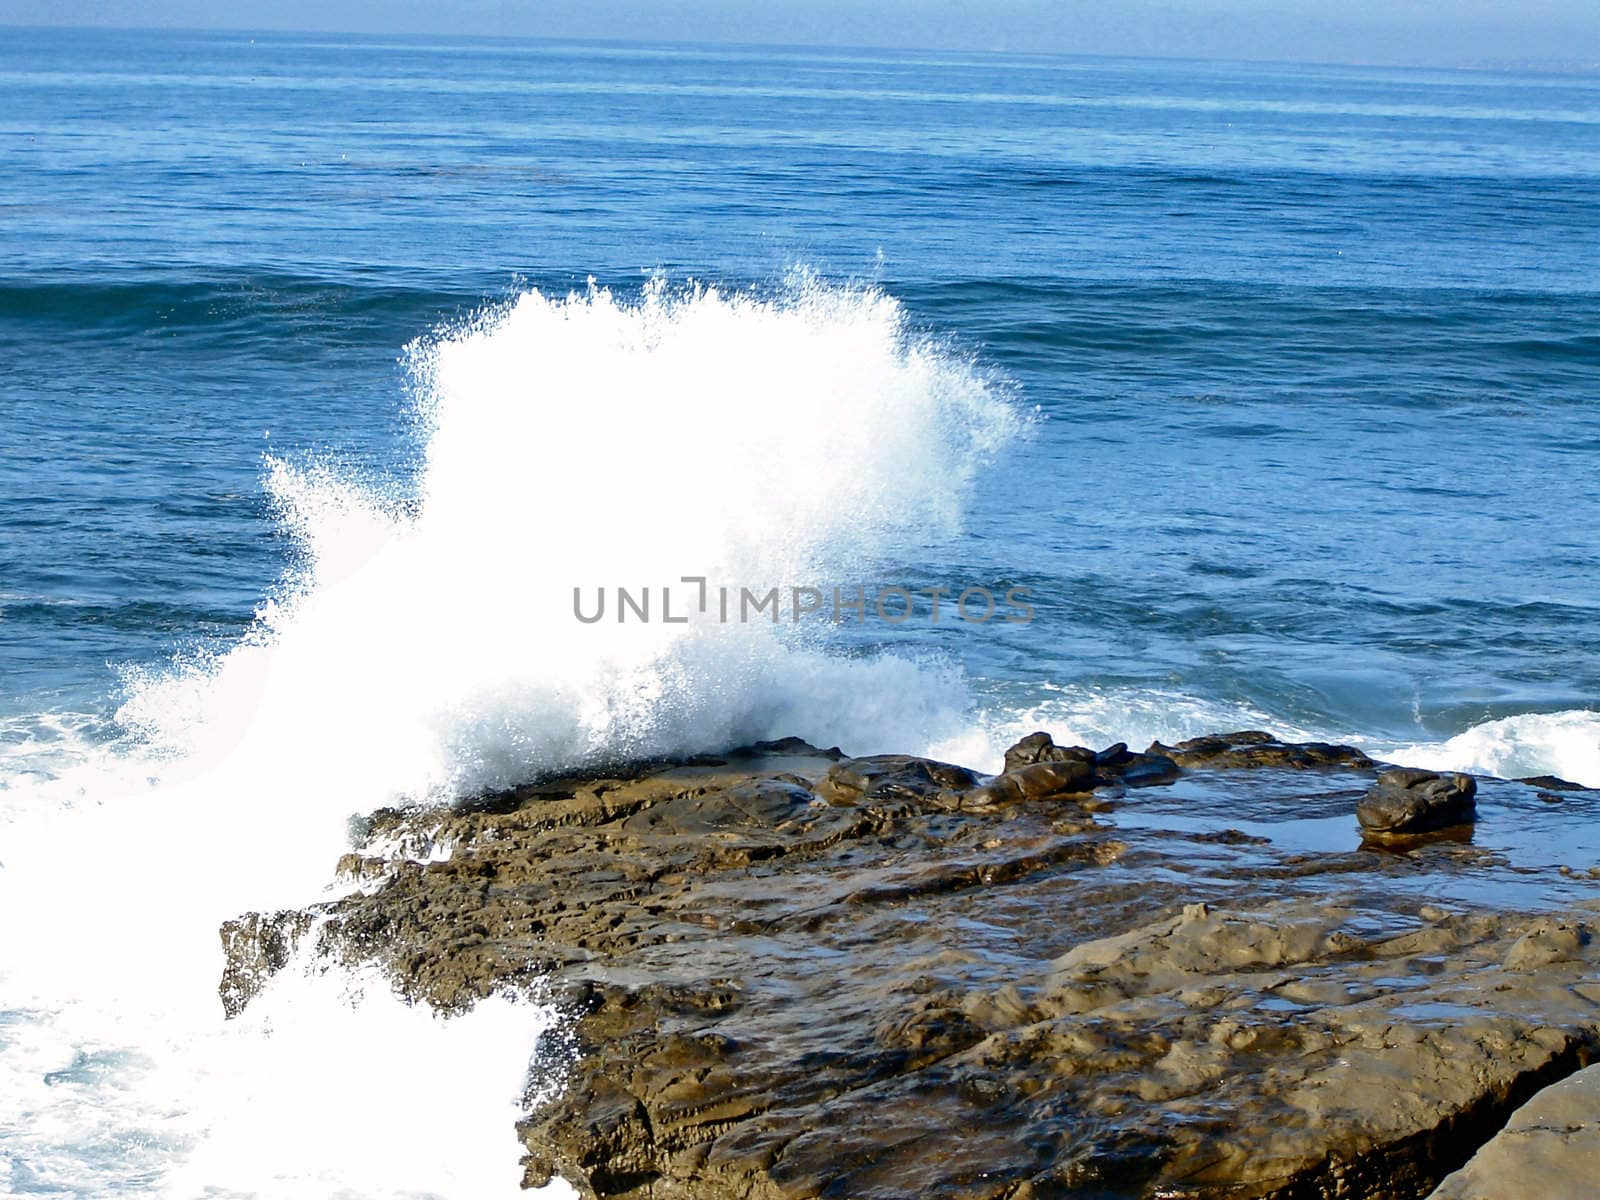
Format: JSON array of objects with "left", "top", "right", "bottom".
[
  {"left": 2, "top": 26, "right": 1599, "bottom": 1199},
  {"left": 4, "top": 28, "right": 1597, "bottom": 765}
]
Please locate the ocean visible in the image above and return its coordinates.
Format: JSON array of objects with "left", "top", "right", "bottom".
[{"left": 1, "top": 25, "right": 1597, "bottom": 1198}]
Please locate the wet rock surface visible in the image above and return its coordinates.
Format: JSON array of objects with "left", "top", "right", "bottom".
[
  {"left": 1146, "top": 730, "right": 1374, "bottom": 771},
  {"left": 220, "top": 733, "right": 1600, "bottom": 1199},
  {"left": 1358, "top": 768, "right": 1478, "bottom": 837}
]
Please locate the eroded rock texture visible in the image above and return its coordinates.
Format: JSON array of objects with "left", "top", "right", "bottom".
[
  {"left": 1146, "top": 730, "right": 1373, "bottom": 771},
  {"left": 1359, "top": 767, "right": 1478, "bottom": 837},
  {"left": 1428, "top": 1062, "right": 1600, "bottom": 1200},
  {"left": 220, "top": 732, "right": 1600, "bottom": 1199}
]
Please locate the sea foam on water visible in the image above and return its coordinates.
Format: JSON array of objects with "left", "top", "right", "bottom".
[{"left": 0, "top": 276, "right": 1020, "bottom": 1197}]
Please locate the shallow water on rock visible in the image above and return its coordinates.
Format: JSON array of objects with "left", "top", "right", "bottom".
[{"left": 1104, "top": 769, "right": 1600, "bottom": 911}]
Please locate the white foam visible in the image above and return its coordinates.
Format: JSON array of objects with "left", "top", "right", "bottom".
[
  {"left": 117, "top": 273, "right": 1018, "bottom": 806},
  {"left": 0, "top": 275, "right": 1020, "bottom": 1197},
  {"left": 0, "top": 936, "right": 575, "bottom": 1200},
  {"left": 929, "top": 686, "right": 1600, "bottom": 791},
  {"left": 1381, "top": 709, "right": 1600, "bottom": 788},
  {"left": 928, "top": 683, "right": 1318, "bottom": 775}
]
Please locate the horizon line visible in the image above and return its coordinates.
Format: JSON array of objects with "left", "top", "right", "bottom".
[{"left": 4, "top": 20, "right": 1599, "bottom": 78}]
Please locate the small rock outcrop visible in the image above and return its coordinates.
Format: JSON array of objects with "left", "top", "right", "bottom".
[
  {"left": 1149, "top": 730, "right": 1374, "bottom": 770},
  {"left": 1359, "top": 767, "right": 1478, "bottom": 837},
  {"left": 963, "top": 731, "right": 1180, "bottom": 807},
  {"left": 1010, "top": 731, "right": 1183, "bottom": 787},
  {"left": 815, "top": 753, "right": 981, "bottom": 805},
  {"left": 218, "top": 909, "right": 313, "bottom": 1018}
]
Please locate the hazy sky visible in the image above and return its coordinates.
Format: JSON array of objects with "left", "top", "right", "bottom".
[{"left": 3, "top": 0, "right": 1597, "bottom": 67}]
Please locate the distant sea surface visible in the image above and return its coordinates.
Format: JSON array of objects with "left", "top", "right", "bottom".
[
  {"left": 0, "top": 27, "right": 1597, "bottom": 1195},
  {"left": 4, "top": 29, "right": 1598, "bottom": 763}
]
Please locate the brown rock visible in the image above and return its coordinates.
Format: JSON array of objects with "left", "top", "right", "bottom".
[
  {"left": 217, "top": 738, "right": 1600, "bottom": 1200},
  {"left": 218, "top": 909, "right": 313, "bottom": 1018},
  {"left": 1359, "top": 768, "right": 1477, "bottom": 837},
  {"left": 1428, "top": 1063, "right": 1600, "bottom": 1200},
  {"left": 1150, "top": 730, "right": 1374, "bottom": 770},
  {"left": 816, "top": 753, "right": 979, "bottom": 806}
]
